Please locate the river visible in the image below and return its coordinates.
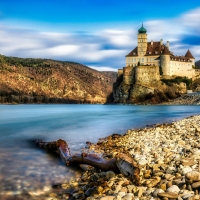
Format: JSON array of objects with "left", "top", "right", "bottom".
[{"left": 0, "top": 104, "right": 200, "bottom": 197}]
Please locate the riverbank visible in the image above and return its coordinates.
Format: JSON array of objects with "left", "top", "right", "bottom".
[
  {"left": 54, "top": 115, "right": 200, "bottom": 200},
  {"left": 1, "top": 111, "right": 200, "bottom": 200},
  {"left": 161, "top": 94, "right": 200, "bottom": 105}
]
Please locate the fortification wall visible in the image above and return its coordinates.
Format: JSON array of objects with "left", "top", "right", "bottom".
[
  {"left": 135, "top": 65, "right": 160, "bottom": 86},
  {"left": 118, "top": 69, "right": 123, "bottom": 77},
  {"left": 123, "top": 66, "right": 134, "bottom": 85}
]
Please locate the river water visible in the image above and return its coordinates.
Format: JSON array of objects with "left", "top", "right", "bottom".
[{"left": 0, "top": 104, "right": 200, "bottom": 197}]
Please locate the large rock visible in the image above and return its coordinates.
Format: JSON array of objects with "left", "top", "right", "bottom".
[{"left": 185, "top": 171, "right": 200, "bottom": 182}]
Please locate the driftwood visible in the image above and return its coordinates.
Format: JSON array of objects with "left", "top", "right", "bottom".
[{"left": 35, "top": 139, "right": 140, "bottom": 185}]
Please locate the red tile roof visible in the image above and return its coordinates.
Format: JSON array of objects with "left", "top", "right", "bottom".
[
  {"left": 170, "top": 55, "right": 192, "bottom": 62},
  {"left": 126, "top": 41, "right": 169, "bottom": 57},
  {"left": 162, "top": 46, "right": 171, "bottom": 55},
  {"left": 185, "top": 49, "right": 195, "bottom": 59}
]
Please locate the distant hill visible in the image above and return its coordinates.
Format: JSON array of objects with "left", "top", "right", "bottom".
[
  {"left": 196, "top": 60, "right": 200, "bottom": 68},
  {"left": 0, "top": 55, "right": 117, "bottom": 104}
]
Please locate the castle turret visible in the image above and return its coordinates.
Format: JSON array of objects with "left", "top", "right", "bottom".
[
  {"left": 160, "top": 46, "right": 171, "bottom": 76},
  {"left": 137, "top": 24, "right": 147, "bottom": 57},
  {"left": 185, "top": 49, "right": 195, "bottom": 65}
]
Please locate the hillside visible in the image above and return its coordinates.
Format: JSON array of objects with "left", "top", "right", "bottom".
[
  {"left": 196, "top": 60, "right": 200, "bottom": 68},
  {"left": 0, "top": 55, "right": 117, "bottom": 104}
]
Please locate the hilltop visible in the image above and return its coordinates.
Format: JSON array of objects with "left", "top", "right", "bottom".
[{"left": 0, "top": 55, "right": 117, "bottom": 104}]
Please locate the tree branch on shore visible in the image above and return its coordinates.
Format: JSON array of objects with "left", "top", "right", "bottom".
[{"left": 35, "top": 139, "right": 140, "bottom": 185}]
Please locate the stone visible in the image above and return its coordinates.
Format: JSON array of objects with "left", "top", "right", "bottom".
[
  {"left": 144, "top": 170, "right": 151, "bottom": 178},
  {"left": 120, "top": 187, "right": 127, "bottom": 193},
  {"left": 127, "top": 185, "right": 136, "bottom": 193},
  {"left": 167, "top": 181, "right": 173, "bottom": 188},
  {"left": 193, "top": 150, "right": 200, "bottom": 155},
  {"left": 152, "top": 189, "right": 164, "bottom": 197},
  {"left": 181, "top": 193, "right": 194, "bottom": 199},
  {"left": 107, "top": 181, "right": 114, "bottom": 187},
  {"left": 181, "top": 159, "right": 196, "bottom": 166},
  {"left": 166, "top": 185, "right": 180, "bottom": 193},
  {"left": 100, "top": 196, "right": 115, "bottom": 200},
  {"left": 192, "top": 181, "right": 200, "bottom": 189},
  {"left": 118, "top": 192, "right": 126, "bottom": 197},
  {"left": 85, "top": 187, "right": 97, "bottom": 197},
  {"left": 160, "top": 183, "right": 167, "bottom": 191},
  {"left": 147, "top": 177, "right": 161, "bottom": 188},
  {"left": 185, "top": 171, "right": 200, "bottom": 182},
  {"left": 163, "top": 147, "right": 170, "bottom": 152},
  {"left": 114, "top": 185, "right": 122, "bottom": 193},
  {"left": 138, "top": 159, "right": 148, "bottom": 166},
  {"left": 122, "top": 195, "right": 132, "bottom": 200},
  {"left": 181, "top": 167, "right": 193, "bottom": 175},
  {"left": 97, "top": 186, "right": 104, "bottom": 194},
  {"left": 135, "top": 187, "right": 147, "bottom": 198},
  {"left": 114, "top": 195, "right": 122, "bottom": 200},
  {"left": 157, "top": 192, "right": 178, "bottom": 199},
  {"left": 165, "top": 174, "right": 175, "bottom": 180},
  {"left": 106, "top": 171, "right": 116, "bottom": 179}
]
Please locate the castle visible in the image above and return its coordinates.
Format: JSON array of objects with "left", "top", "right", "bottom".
[{"left": 118, "top": 24, "right": 196, "bottom": 84}]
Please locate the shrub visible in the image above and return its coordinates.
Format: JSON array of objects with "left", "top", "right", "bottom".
[{"left": 161, "top": 76, "right": 192, "bottom": 89}]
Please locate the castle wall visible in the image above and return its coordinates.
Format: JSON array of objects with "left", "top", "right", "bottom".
[
  {"left": 126, "top": 55, "right": 160, "bottom": 67},
  {"left": 118, "top": 69, "right": 123, "bottom": 77},
  {"left": 135, "top": 65, "right": 160, "bottom": 86},
  {"left": 123, "top": 66, "right": 134, "bottom": 85},
  {"left": 169, "top": 61, "right": 194, "bottom": 78}
]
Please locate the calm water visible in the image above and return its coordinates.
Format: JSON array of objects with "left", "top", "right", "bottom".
[{"left": 0, "top": 104, "right": 200, "bottom": 195}]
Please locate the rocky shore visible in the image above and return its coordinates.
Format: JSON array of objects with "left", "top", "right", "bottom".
[
  {"left": 162, "top": 94, "right": 200, "bottom": 105},
  {"left": 60, "top": 115, "right": 200, "bottom": 200},
  {"left": 2, "top": 115, "right": 200, "bottom": 200}
]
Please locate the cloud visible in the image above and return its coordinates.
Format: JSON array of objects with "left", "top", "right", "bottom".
[{"left": 0, "top": 7, "right": 200, "bottom": 72}]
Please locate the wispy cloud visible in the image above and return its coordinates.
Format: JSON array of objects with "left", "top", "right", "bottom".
[{"left": 0, "top": 7, "right": 200, "bottom": 71}]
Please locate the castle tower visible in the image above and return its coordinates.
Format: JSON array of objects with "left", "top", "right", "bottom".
[
  {"left": 160, "top": 46, "right": 171, "bottom": 76},
  {"left": 137, "top": 24, "right": 147, "bottom": 57},
  {"left": 185, "top": 49, "right": 195, "bottom": 65}
]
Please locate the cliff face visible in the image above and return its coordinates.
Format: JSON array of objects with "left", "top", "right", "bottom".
[
  {"left": 0, "top": 55, "right": 117, "bottom": 104},
  {"left": 113, "top": 66, "right": 187, "bottom": 104}
]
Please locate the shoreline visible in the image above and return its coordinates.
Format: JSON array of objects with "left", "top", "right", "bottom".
[
  {"left": 1, "top": 114, "right": 200, "bottom": 200},
  {"left": 59, "top": 114, "right": 200, "bottom": 199}
]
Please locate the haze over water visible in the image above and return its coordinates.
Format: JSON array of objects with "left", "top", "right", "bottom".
[{"left": 1, "top": 104, "right": 200, "bottom": 195}]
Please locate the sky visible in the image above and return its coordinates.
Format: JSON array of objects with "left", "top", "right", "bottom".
[{"left": 0, "top": 0, "right": 200, "bottom": 71}]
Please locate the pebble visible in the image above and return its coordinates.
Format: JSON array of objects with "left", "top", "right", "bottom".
[
  {"left": 166, "top": 185, "right": 180, "bottom": 193},
  {"left": 157, "top": 192, "right": 178, "bottom": 199},
  {"left": 100, "top": 196, "right": 115, "bottom": 200},
  {"left": 185, "top": 171, "right": 200, "bottom": 182},
  {"left": 191, "top": 181, "right": 200, "bottom": 189},
  {"left": 152, "top": 189, "right": 164, "bottom": 197}
]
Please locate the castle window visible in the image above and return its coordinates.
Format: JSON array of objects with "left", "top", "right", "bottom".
[
  {"left": 155, "top": 51, "right": 157, "bottom": 54},
  {"left": 149, "top": 52, "right": 151, "bottom": 54},
  {"left": 146, "top": 58, "right": 148, "bottom": 61},
  {"left": 142, "top": 58, "right": 144, "bottom": 62},
  {"left": 133, "top": 52, "right": 136, "bottom": 55}
]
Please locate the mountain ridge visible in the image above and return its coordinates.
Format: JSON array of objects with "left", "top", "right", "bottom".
[{"left": 0, "top": 55, "right": 117, "bottom": 104}]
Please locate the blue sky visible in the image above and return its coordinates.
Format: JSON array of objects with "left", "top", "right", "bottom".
[{"left": 0, "top": 0, "right": 200, "bottom": 71}]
